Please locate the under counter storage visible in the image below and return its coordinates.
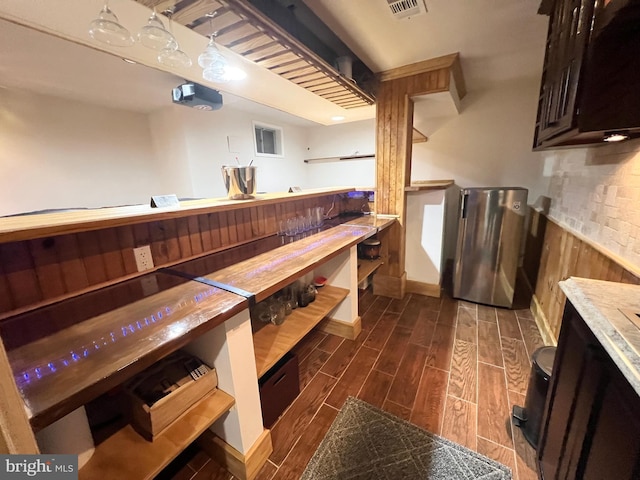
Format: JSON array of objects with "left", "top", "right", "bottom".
[{"left": 538, "top": 278, "right": 640, "bottom": 479}]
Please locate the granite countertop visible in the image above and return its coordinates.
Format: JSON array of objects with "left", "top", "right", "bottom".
[{"left": 559, "top": 277, "right": 640, "bottom": 396}]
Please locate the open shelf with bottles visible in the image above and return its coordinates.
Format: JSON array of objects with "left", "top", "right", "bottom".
[{"left": 251, "top": 285, "right": 349, "bottom": 378}]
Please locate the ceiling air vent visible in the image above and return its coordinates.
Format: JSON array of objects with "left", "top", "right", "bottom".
[{"left": 386, "top": 0, "right": 427, "bottom": 19}]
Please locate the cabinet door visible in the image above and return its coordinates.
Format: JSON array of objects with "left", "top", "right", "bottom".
[
  {"left": 534, "top": 0, "right": 596, "bottom": 146},
  {"left": 581, "top": 357, "right": 640, "bottom": 479},
  {"left": 537, "top": 303, "right": 606, "bottom": 479},
  {"left": 538, "top": 301, "right": 640, "bottom": 479}
]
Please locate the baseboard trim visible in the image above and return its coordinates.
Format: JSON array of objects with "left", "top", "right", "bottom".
[
  {"left": 405, "top": 280, "right": 441, "bottom": 298},
  {"left": 197, "top": 429, "right": 273, "bottom": 480},
  {"left": 318, "top": 315, "right": 362, "bottom": 340},
  {"left": 373, "top": 272, "right": 406, "bottom": 299},
  {"left": 530, "top": 294, "right": 557, "bottom": 347}
]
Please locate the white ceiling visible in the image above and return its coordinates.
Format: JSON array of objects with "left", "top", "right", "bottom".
[{"left": 0, "top": 0, "right": 549, "bottom": 130}]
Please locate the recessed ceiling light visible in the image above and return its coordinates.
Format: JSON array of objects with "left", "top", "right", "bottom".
[{"left": 331, "top": 116, "right": 345, "bottom": 121}]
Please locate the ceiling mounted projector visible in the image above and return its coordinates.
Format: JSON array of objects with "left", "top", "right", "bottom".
[{"left": 172, "top": 82, "right": 223, "bottom": 111}]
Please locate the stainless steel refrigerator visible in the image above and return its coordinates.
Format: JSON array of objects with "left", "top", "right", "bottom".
[{"left": 453, "top": 187, "right": 528, "bottom": 308}]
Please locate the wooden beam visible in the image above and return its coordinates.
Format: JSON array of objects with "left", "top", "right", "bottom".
[{"left": 378, "top": 53, "right": 460, "bottom": 82}]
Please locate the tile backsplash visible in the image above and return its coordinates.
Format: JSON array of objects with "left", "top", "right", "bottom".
[{"left": 547, "top": 138, "right": 640, "bottom": 269}]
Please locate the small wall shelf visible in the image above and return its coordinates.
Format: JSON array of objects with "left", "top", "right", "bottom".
[
  {"left": 79, "top": 389, "right": 235, "bottom": 480},
  {"left": 252, "top": 285, "right": 349, "bottom": 378},
  {"left": 304, "top": 154, "right": 375, "bottom": 164}
]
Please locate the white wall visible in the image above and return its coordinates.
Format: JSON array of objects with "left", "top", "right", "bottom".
[
  {"left": 149, "top": 106, "right": 309, "bottom": 199},
  {"left": 544, "top": 139, "right": 640, "bottom": 270},
  {"left": 0, "top": 88, "right": 319, "bottom": 217},
  {"left": 303, "top": 119, "right": 376, "bottom": 189},
  {"left": 0, "top": 88, "right": 163, "bottom": 216},
  {"left": 406, "top": 190, "right": 447, "bottom": 285},
  {"left": 410, "top": 77, "right": 550, "bottom": 205}
]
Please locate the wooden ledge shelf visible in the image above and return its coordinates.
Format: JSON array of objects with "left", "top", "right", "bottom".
[
  {"left": 79, "top": 389, "right": 235, "bottom": 480},
  {"left": 252, "top": 285, "right": 349, "bottom": 378},
  {"left": 0, "top": 187, "right": 354, "bottom": 244},
  {"left": 357, "top": 258, "right": 384, "bottom": 284},
  {"left": 6, "top": 277, "right": 246, "bottom": 430},
  {"left": 404, "top": 180, "right": 454, "bottom": 192}
]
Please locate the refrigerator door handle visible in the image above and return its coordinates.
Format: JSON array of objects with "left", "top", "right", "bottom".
[{"left": 460, "top": 192, "right": 469, "bottom": 219}]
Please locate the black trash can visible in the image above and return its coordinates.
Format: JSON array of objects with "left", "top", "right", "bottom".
[{"left": 512, "top": 346, "right": 556, "bottom": 449}]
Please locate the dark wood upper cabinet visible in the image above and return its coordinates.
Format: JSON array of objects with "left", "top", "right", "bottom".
[
  {"left": 533, "top": 0, "right": 640, "bottom": 150},
  {"left": 537, "top": 301, "right": 640, "bottom": 479}
]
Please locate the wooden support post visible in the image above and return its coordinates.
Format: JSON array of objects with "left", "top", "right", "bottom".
[
  {"left": 374, "top": 53, "right": 466, "bottom": 298},
  {"left": 0, "top": 338, "right": 39, "bottom": 454}
]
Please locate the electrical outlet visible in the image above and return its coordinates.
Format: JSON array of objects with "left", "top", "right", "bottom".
[{"left": 133, "top": 245, "right": 154, "bottom": 272}]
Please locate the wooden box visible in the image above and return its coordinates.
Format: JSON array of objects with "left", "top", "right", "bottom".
[
  {"left": 125, "top": 351, "right": 218, "bottom": 441},
  {"left": 259, "top": 352, "right": 299, "bottom": 428}
]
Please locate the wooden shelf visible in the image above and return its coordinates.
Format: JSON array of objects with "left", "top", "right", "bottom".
[
  {"left": 252, "top": 285, "right": 349, "bottom": 377},
  {"left": 357, "top": 258, "right": 384, "bottom": 284},
  {"left": 412, "top": 128, "right": 428, "bottom": 143},
  {"left": 79, "top": 389, "right": 235, "bottom": 480},
  {"left": 404, "top": 180, "right": 454, "bottom": 192}
]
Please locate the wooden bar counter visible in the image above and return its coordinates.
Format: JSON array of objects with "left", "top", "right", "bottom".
[
  {"left": 0, "top": 188, "right": 397, "bottom": 479},
  {"left": 3, "top": 272, "right": 247, "bottom": 430}
]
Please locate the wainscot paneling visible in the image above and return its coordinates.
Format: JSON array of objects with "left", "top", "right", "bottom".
[{"left": 526, "top": 209, "right": 640, "bottom": 344}]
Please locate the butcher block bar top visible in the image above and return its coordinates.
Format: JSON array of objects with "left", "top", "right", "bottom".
[
  {"left": 3, "top": 272, "right": 247, "bottom": 430},
  {"left": 339, "top": 213, "right": 397, "bottom": 231},
  {"left": 197, "top": 224, "right": 376, "bottom": 303},
  {"left": 0, "top": 187, "right": 354, "bottom": 243}
]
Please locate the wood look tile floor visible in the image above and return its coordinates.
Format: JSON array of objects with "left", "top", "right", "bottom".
[{"left": 162, "top": 289, "right": 545, "bottom": 480}]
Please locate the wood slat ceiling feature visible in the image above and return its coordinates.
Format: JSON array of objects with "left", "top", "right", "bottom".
[
  {"left": 287, "top": 70, "right": 325, "bottom": 83},
  {"left": 173, "top": 2, "right": 227, "bottom": 26},
  {"left": 269, "top": 59, "right": 309, "bottom": 75},
  {"left": 254, "top": 51, "right": 301, "bottom": 69},
  {"left": 136, "top": 0, "right": 375, "bottom": 109}
]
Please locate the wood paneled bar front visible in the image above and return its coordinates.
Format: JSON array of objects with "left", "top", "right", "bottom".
[
  {"left": 0, "top": 188, "right": 396, "bottom": 480},
  {"left": 0, "top": 188, "right": 351, "bottom": 320}
]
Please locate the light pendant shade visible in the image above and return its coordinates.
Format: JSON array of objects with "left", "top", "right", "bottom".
[
  {"left": 138, "top": 11, "right": 178, "bottom": 51},
  {"left": 89, "top": 3, "right": 134, "bottom": 47}
]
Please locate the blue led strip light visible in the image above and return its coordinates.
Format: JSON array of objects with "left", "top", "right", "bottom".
[
  {"left": 14, "top": 287, "right": 221, "bottom": 388},
  {"left": 160, "top": 268, "right": 256, "bottom": 307}
]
